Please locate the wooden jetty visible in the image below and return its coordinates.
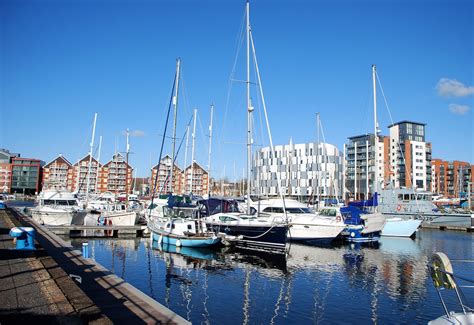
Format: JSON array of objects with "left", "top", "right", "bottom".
[
  {"left": 46, "top": 224, "right": 149, "bottom": 237},
  {"left": 1, "top": 208, "right": 189, "bottom": 324}
]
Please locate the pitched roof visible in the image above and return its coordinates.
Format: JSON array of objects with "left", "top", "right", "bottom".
[
  {"left": 44, "top": 154, "right": 73, "bottom": 168},
  {"left": 103, "top": 153, "right": 132, "bottom": 168},
  {"left": 73, "top": 154, "right": 102, "bottom": 167},
  {"left": 185, "top": 161, "right": 208, "bottom": 173},
  {"left": 151, "top": 155, "right": 182, "bottom": 171}
]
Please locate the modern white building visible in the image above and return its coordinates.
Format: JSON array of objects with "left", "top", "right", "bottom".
[{"left": 253, "top": 141, "right": 344, "bottom": 200}]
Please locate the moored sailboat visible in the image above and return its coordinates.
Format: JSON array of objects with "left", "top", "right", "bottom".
[{"left": 202, "top": 1, "right": 288, "bottom": 253}]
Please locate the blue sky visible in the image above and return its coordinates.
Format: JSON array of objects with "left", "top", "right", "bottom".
[{"left": 1, "top": 0, "right": 472, "bottom": 179}]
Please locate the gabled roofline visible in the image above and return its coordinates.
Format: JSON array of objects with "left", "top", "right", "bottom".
[
  {"left": 185, "top": 161, "right": 208, "bottom": 173},
  {"left": 150, "top": 154, "right": 182, "bottom": 171},
  {"left": 73, "top": 154, "right": 102, "bottom": 167},
  {"left": 44, "top": 154, "right": 73, "bottom": 168}
]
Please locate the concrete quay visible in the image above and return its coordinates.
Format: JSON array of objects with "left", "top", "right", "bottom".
[{"left": 0, "top": 208, "right": 189, "bottom": 324}]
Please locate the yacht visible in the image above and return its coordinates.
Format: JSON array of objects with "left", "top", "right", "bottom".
[
  {"left": 148, "top": 202, "right": 220, "bottom": 248},
  {"left": 252, "top": 198, "right": 346, "bottom": 244},
  {"left": 30, "top": 189, "right": 86, "bottom": 226},
  {"left": 199, "top": 198, "right": 288, "bottom": 253}
]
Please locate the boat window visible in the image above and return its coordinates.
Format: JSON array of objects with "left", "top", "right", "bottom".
[
  {"left": 263, "top": 207, "right": 272, "bottom": 213},
  {"left": 166, "top": 223, "right": 170, "bottom": 228},
  {"left": 172, "top": 224, "right": 176, "bottom": 229},
  {"left": 403, "top": 194, "right": 410, "bottom": 201},
  {"left": 68, "top": 200, "right": 77, "bottom": 206},
  {"left": 286, "top": 207, "right": 304, "bottom": 214},
  {"left": 410, "top": 194, "right": 416, "bottom": 200},
  {"left": 319, "top": 209, "right": 336, "bottom": 217},
  {"left": 219, "top": 215, "right": 237, "bottom": 222},
  {"left": 187, "top": 224, "right": 192, "bottom": 230},
  {"left": 398, "top": 194, "right": 403, "bottom": 200},
  {"left": 44, "top": 200, "right": 55, "bottom": 205}
]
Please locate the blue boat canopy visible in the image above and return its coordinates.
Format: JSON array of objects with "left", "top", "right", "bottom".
[{"left": 348, "top": 193, "right": 378, "bottom": 207}]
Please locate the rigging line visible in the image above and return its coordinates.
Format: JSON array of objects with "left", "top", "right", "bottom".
[
  {"left": 363, "top": 74, "right": 373, "bottom": 138},
  {"left": 219, "top": 5, "right": 247, "bottom": 157},
  {"left": 250, "top": 29, "right": 288, "bottom": 226},
  {"left": 158, "top": 115, "right": 193, "bottom": 194},
  {"left": 149, "top": 69, "right": 176, "bottom": 208},
  {"left": 197, "top": 108, "right": 209, "bottom": 154},
  {"left": 180, "top": 68, "right": 192, "bottom": 126},
  {"left": 320, "top": 119, "right": 340, "bottom": 200},
  {"left": 376, "top": 71, "right": 421, "bottom": 210},
  {"left": 252, "top": 56, "right": 266, "bottom": 155}
]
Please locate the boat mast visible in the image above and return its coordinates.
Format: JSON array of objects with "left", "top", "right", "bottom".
[
  {"left": 126, "top": 128, "right": 130, "bottom": 202},
  {"left": 86, "top": 112, "right": 97, "bottom": 201},
  {"left": 95, "top": 135, "right": 102, "bottom": 194},
  {"left": 170, "top": 58, "right": 181, "bottom": 194},
  {"left": 246, "top": 0, "right": 252, "bottom": 214},
  {"left": 190, "top": 108, "right": 197, "bottom": 194},
  {"left": 366, "top": 139, "right": 369, "bottom": 199},
  {"left": 182, "top": 125, "right": 190, "bottom": 194},
  {"left": 207, "top": 104, "right": 214, "bottom": 197},
  {"left": 316, "top": 112, "right": 320, "bottom": 209},
  {"left": 372, "top": 64, "right": 379, "bottom": 196},
  {"left": 355, "top": 143, "right": 358, "bottom": 200}
]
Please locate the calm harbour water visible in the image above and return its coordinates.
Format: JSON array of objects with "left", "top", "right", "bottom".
[{"left": 64, "top": 229, "right": 474, "bottom": 324}]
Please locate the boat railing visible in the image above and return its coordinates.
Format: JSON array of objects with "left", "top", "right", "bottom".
[{"left": 428, "top": 252, "right": 474, "bottom": 319}]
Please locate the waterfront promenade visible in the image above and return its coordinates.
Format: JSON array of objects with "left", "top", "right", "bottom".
[{"left": 0, "top": 208, "right": 189, "bottom": 324}]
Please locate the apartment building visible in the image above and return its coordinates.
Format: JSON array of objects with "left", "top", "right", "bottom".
[
  {"left": 10, "top": 157, "right": 43, "bottom": 195},
  {"left": 431, "top": 159, "right": 473, "bottom": 197},
  {"left": 253, "top": 142, "right": 343, "bottom": 199},
  {"left": 150, "top": 155, "right": 183, "bottom": 195},
  {"left": 183, "top": 162, "right": 209, "bottom": 196},
  {"left": 345, "top": 134, "right": 387, "bottom": 200},
  {"left": 387, "top": 121, "right": 432, "bottom": 190},
  {"left": 70, "top": 154, "right": 102, "bottom": 194},
  {"left": 0, "top": 149, "right": 18, "bottom": 193},
  {"left": 102, "top": 153, "right": 133, "bottom": 194},
  {"left": 42, "top": 154, "right": 74, "bottom": 190}
]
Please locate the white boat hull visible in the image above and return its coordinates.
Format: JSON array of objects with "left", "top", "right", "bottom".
[
  {"left": 381, "top": 217, "right": 421, "bottom": 237},
  {"left": 31, "top": 209, "right": 86, "bottom": 226},
  {"left": 289, "top": 223, "right": 345, "bottom": 243},
  {"left": 85, "top": 211, "right": 137, "bottom": 226}
]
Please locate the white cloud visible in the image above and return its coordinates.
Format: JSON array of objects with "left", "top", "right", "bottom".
[
  {"left": 436, "top": 78, "right": 474, "bottom": 97},
  {"left": 121, "top": 130, "right": 145, "bottom": 137},
  {"left": 448, "top": 103, "right": 470, "bottom": 115}
]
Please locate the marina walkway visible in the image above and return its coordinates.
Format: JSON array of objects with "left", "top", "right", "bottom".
[{"left": 0, "top": 208, "right": 189, "bottom": 324}]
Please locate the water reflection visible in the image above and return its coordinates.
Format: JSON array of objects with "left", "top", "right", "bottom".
[{"left": 65, "top": 230, "right": 473, "bottom": 324}]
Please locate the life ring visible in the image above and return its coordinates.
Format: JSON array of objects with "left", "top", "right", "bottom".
[
  {"left": 396, "top": 205, "right": 402, "bottom": 212},
  {"left": 336, "top": 216, "right": 342, "bottom": 222},
  {"left": 98, "top": 215, "right": 105, "bottom": 225},
  {"left": 430, "top": 252, "right": 456, "bottom": 289}
]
